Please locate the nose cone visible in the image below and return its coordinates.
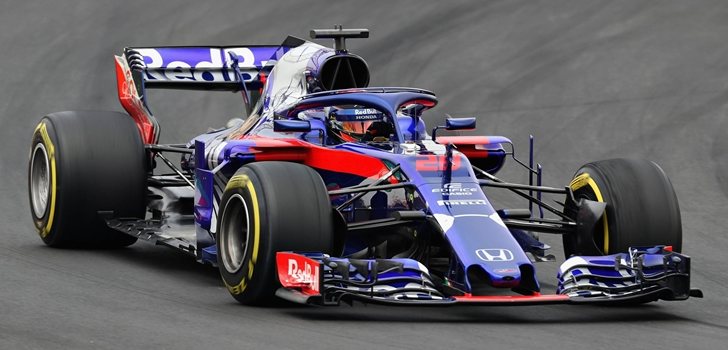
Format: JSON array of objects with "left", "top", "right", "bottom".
[
  {"left": 435, "top": 214, "right": 533, "bottom": 291},
  {"left": 468, "top": 264, "right": 522, "bottom": 288}
]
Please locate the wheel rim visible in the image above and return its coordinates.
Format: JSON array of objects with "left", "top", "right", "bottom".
[
  {"left": 219, "top": 194, "right": 250, "bottom": 274},
  {"left": 30, "top": 143, "right": 50, "bottom": 218}
]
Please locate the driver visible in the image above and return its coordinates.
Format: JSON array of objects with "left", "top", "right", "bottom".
[{"left": 327, "top": 106, "right": 394, "bottom": 144}]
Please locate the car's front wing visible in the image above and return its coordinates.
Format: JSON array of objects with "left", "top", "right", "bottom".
[{"left": 275, "top": 247, "right": 702, "bottom": 306}]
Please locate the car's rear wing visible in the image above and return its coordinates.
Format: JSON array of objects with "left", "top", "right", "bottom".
[
  {"left": 124, "top": 37, "right": 304, "bottom": 91},
  {"left": 114, "top": 36, "right": 305, "bottom": 144}
]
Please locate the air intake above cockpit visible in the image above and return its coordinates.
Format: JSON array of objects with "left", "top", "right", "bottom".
[
  {"left": 318, "top": 54, "right": 370, "bottom": 90},
  {"left": 310, "top": 26, "right": 371, "bottom": 91}
]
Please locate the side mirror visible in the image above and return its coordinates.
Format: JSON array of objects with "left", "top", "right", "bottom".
[
  {"left": 432, "top": 117, "right": 477, "bottom": 142},
  {"left": 446, "top": 117, "right": 476, "bottom": 130},
  {"left": 273, "top": 119, "right": 312, "bottom": 133}
]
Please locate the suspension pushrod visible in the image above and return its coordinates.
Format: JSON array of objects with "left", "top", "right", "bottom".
[{"left": 479, "top": 180, "right": 567, "bottom": 194}]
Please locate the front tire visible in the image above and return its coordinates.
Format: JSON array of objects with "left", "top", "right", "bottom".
[
  {"left": 28, "top": 111, "right": 147, "bottom": 247},
  {"left": 563, "top": 158, "right": 682, "bottom": 257},
  {"left": 217, "top": 161, "right": 334, "bottom": 305}
]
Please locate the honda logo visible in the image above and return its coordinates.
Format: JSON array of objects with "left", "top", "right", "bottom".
[{"left": 476, "top": 249, "right": 514, "bottom": 262}]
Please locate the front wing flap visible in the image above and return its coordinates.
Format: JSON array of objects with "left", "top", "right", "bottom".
[{"left": 557, "top": 246, "right": 702, "bottom": 302}]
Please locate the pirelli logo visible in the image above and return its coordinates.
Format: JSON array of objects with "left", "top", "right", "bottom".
[{"left": 436, "top": 199, "right": 487, "bottom": 206}]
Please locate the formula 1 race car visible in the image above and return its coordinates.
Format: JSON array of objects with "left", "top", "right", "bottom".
[{"left": 28, "top": 27, "right": 702, "bottom": 306}]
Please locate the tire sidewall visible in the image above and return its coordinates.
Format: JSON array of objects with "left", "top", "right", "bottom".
[{"left": 29, "top": 118, "right": 60, "bottom": 245}]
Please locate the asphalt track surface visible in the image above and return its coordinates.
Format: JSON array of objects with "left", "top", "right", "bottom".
[{"left": 2, "top": 1, "right": 728, "bottom": 349}]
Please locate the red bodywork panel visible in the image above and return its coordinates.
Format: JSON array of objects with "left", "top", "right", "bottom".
[
  {"left": 115, "top": 56, "right": 157, "bottom": 144},
  {"left": 242, "top": 136, "right": 393, "bottom": 181},
  {"left": 437, "top": 136, "right": 493, "bottom": 159}
]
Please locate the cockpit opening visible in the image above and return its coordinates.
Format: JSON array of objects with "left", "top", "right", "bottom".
[{"left": 297, "top": 104, "right": 395, "bottom": 145}]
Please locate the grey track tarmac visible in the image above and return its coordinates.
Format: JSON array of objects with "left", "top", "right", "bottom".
[{"left": 2, "top": 1, "right": 727, "bottom": 349}]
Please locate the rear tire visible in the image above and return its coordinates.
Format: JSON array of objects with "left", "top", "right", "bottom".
[
  {"left": 563, "top": 158, "right": 681, "bottom": 257},
  {"left": 216, "top": 161, "right": 334, "bottom": 305},
  {"left": 28, "top": 111, "right": 147, "bottom": 247}
]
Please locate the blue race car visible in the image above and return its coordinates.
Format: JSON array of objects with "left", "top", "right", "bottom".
[{"left": 28, "top": 27, "right": 702, "bottom": 306}]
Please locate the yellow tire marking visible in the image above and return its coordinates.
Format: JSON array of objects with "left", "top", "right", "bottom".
[
  {"left": 34, "top": 122, "right": 57, "bottom": 238},
  {"left": 223, "top": 173, "right": 261, "bottom": 295},
  {"left": 245, "top": 178, "right": 260, "bottom": 279},
  {"left": 570, "top": 172, "right": 609, "bottom": 254}
]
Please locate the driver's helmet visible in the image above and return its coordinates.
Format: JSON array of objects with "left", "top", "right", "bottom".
[{"left": 327, "top": 106, "right": 393, "bottom": 143}]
